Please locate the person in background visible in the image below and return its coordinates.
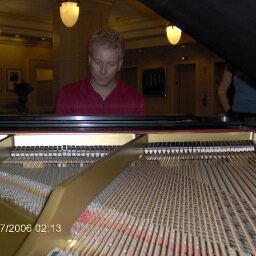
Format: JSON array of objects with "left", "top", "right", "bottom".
[
  {"left": 217, "top": 64, "right": 256, "bottom": 117},
  {"left": 55, "top": 28, "right": 145, "bottom": 115}
]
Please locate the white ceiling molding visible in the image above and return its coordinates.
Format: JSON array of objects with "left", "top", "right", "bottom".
[{"left": 0, "top": 12, "right": 52, "bottom": 40}]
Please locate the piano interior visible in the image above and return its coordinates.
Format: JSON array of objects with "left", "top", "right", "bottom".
[
  {"left": 0, "top": 121, "right": 255, "bottom": 255},
  {"left": 0, "top": 0, "right": 256, "bottom": 255}
]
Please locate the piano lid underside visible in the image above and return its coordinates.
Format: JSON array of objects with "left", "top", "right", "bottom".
[{"left": 139, "top": 0, "right": 256, "bottom": 83}]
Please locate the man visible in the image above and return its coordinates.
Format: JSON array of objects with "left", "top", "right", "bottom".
[{"left": 55, "top": 28, "right": 145, "bottom": 115}]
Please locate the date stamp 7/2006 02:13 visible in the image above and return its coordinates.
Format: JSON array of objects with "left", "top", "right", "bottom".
[{"left": 0, "top": 223, "right": 62, "bottom": 233}]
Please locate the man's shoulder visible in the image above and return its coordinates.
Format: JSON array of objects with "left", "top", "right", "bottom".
[
  {"left": 117, "top": 80, "right": 145, "bottom": 113},
  {"left": 61, "top": 79, "right": 85, "bottom": 92},
  {"left": 119, "top": 81, "right": 142, "bottom": 97},
  {"left": 61, "top": 79, "right": 86, "bottom": 94}
]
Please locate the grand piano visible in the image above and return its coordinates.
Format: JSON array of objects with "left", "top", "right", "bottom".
[{"left": 0, "top": 1, "right": 255, "bottom": 255}]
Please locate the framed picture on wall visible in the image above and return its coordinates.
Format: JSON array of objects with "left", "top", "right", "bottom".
[
  {"left": 7, "top": 69, "right": 22, "bottom": 90},
  {"left": 35, "top": 67, "right": 53, "bottom": 82},
  {"left": 142, "top": 67, "right": 166, "bottom": 96}
]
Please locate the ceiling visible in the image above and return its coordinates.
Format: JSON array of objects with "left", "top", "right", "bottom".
[
  {"left": 0, "top": 0, "right": 194, "bottom": 48},
  {"left": 0, "top": 0, "right": 159, "bottom": 23},
  {"left": 0, "top": 0, "right": 53, "bottom": 20}
]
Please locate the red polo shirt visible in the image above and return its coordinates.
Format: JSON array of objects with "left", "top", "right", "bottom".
[{"left": 55, "top": 75, "right": 145, "bottom": 115}]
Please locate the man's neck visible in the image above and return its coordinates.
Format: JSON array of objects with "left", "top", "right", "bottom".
[{"left": 91, "top": 79, "right": 117, "bottom": 101}]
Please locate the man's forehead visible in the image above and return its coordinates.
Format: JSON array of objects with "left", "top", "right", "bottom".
[
  {"left": 92, "top": 43, "right": 119, "bottom": 52},
  {"left": 91, "top": 45, "right": 121, "bottom": 58}
]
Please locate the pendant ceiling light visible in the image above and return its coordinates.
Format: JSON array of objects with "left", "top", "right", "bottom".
[
  {"left": 59, "top": 0, "right": 80, "bottom": 27},
  {"left": 166, "top": 25, "right": 182, "bottom": 45}
]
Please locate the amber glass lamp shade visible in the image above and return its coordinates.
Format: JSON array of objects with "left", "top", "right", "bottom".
[
  {"left": 166, "top": 25, "right": 182, "bottom": 45},
  {"left": 60, "top": 0, "right": 80, "bottom": 27}
]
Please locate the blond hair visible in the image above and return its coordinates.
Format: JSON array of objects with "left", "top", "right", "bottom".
[{"left": 89, "top": 28, "right": 125, "bottom": 58}]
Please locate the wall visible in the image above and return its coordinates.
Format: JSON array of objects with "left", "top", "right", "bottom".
[
  {"left": 123, "top": 42, "right": 223, "bottom": 115},
  {"left": 0, "top": 39, "right": 53, "bottom": 113},
  {"left": 0, "top": 38, "right": 223, "bottom": 116},
  {"left": 0, "top": 0, "right": 113, "bottom": 114}
]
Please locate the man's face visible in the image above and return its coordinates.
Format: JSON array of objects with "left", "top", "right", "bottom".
[{"left": 89, "top": 45, "right": 123, "bottom": 88}]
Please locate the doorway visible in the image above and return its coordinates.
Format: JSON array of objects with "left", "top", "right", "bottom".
[
  {"left": 174, "top": 63, "right": 196, "bottom": 114},
  {"left": 28, "top": 59, "right": 54, "bottom": 113}
]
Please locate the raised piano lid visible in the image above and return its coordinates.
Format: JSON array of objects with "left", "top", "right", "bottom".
[{"left": 138, "top": 0, "right": 256, "bottom": 83}]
